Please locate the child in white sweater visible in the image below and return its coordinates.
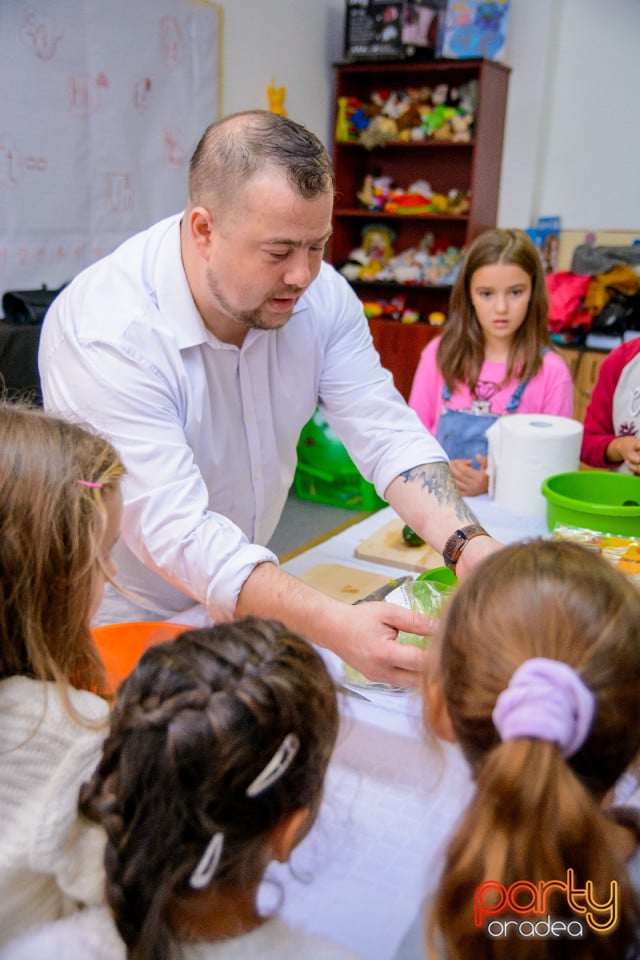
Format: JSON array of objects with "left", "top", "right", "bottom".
[
  {"left": 3, "top": 619, "right": 362, "bottom": 960},
  {"left": 0, "top": 402, "right": 124, "bottom": 945}
]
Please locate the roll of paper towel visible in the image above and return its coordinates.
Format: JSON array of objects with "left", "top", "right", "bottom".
[{"left": 486, "top": 414, "right": 584, "bottom": 518}]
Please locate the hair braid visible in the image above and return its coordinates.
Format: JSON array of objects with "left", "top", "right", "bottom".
[{"left": 80, "top": 617, "right": 339, "bottom": 959}]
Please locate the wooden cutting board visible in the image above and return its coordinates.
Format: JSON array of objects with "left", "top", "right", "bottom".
[
  {"left": 355, "top": 519, "right": 443, "bottom": 572},
  {"left": 299, "top": 563, "right": 394, "bottom": 603}
]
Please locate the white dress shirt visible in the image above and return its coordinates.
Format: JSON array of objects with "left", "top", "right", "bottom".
[{"left": 39, "top": 214, "right": 445, "bottom": 620}]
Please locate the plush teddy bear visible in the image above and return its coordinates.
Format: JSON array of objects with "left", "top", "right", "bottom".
[
  {"left": 450, "top": 111, "right": 473, "bottom": 142},
  {"left": 359, "top": 114, "right": 398, "bottom": 150}
]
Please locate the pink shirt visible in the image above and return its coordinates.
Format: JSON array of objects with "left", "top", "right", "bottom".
[{"left": 409, "top": 336, "right": 574, "bottom": 434}]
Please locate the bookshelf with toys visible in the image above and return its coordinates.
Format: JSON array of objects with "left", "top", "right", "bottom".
[{"left": 330, "top": 57, "right": 510, "bottom": 399}]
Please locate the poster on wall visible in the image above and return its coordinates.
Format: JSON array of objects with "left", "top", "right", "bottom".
[{"left": 0, "top": 0, "right": 222, "bottom": 293}]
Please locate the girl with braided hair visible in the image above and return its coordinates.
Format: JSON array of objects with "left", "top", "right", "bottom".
[
  {"left": 395, "top": 539, "right": 640, "bottom": 960},
  {"left": 4, "top": 617, "right": 361, "bottom": 960},
  {"left": 0, "top": 401, "right": 124, "bottom": 945}
]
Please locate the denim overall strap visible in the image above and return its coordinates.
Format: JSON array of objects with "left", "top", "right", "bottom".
[
  {"left": 436, "top": 366, "right": 538, "bottom": 465},
  {"left": 504, "top": 348, "right": 547, "bottom": 412},
  {"left": 504, "top": 376, "right": 529, "bottom": 412}
]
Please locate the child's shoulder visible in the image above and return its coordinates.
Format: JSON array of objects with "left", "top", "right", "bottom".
[
  {"left": 423, "top": 335, "right": 442, "bottom": 359},
  {"left": 181, "top": 916, "right": 363, "bottom": 959},
  {"left": 540, "top": 348, "right": 573, "bottom": 377},
  {"left": 0, "top": 676, "right": 109, "bottom": 747},
  {"left": 0, "top": 906, "right": 123, "bottom": 960},
  {"left": 602, "top": 338, "right": 640, "bottom": 378}
]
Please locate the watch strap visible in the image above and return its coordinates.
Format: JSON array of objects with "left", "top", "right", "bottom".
[{"left": 442, "top": 524, "right": 489, "bottom": 572}]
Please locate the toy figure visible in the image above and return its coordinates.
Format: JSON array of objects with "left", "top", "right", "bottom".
[
  {"left": 335, "top": 96, "right": 351, "bottom": 142},
  {"left": 266, "top": 82, "right": 287, "bottom": 117},
  {"left": 361, "top": 223, "right": 396, "bottom": 265}
]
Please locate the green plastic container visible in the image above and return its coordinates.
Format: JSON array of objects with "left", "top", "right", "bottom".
[
  {"left": 541, "top": 470, "right": 640, "bottom": 537},
  {"left": 294, "top": 409, "right": 386, "bottom": 512},
  {"left": 416, "top": 566, "right": 458, "bottom": 588}
]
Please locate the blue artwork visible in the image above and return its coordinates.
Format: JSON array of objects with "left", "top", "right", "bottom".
[{"left": 439, "top": 1, "right": 511, "bottom": 61}]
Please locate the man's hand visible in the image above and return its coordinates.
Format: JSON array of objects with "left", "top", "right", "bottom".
[
  {"left": 235, "top": 562, "right": 438, "bottom": 689},
  {"left": 334, "top": 600, "right": 439, "bottom": 688}
]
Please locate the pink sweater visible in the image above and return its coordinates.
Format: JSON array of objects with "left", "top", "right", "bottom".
[
  {"left": 409, "top": 336, "right": 574, "bottom": 435},
  {"left": 580, "top": 338, "right": 640, "bottom": 468}
]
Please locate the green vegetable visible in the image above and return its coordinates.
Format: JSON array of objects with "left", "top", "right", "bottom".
[
  {"left": 402, "top": 524, "right": 425, "bottom": 547},
  {"left": 396, "top": 579, "right": 456, "bottom": 648}
]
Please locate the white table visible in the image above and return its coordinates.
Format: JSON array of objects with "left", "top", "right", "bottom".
[{"left": 263, "top": 497, "right": 548, "bottom": 959}]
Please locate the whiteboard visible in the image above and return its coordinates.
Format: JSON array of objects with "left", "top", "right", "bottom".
[{"left": 0, "top": 0, "right": 222, "bottom": 294}]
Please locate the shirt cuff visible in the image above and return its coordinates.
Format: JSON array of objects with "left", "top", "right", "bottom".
[{"left": 205, "top": 544, "right": 279, "bottom": 619}]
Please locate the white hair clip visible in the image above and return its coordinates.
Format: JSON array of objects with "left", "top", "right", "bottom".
[
  {"left": 189, "top": 831, "right": 224, "bottom": 890},
  {"left": 245, "top": 732, "right": 300, "bottom": 798}
]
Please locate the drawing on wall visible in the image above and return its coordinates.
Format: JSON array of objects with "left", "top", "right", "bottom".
[{"left": 0, "top": 0, "right": 223, "bottom": 292}]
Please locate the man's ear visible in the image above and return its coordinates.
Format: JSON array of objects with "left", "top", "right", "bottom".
[
  {"left": 270, "top": 807, "right": 310, "bottom": 863},
  {"left": 425, "top": 680, "right": 457, "bottom": 743},
  {"left": 188, "top": 206, "right": 214, "bottom": 256}
]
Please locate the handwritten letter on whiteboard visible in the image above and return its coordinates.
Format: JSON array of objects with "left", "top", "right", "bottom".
[{"left": 0, "top": 0, "right": 222, "bottom": 292}]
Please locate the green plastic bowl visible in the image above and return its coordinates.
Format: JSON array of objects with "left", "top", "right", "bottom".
[
  {"left": 416, "top": 566, "right": 458, "bottom": 588},
  {"left": 541, "top": 470, "right": 640, "bottom": 536}
]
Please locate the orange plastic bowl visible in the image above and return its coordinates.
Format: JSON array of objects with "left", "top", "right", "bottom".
[{"left": 92, "top": 620, "right": 189, "bottom": 693}]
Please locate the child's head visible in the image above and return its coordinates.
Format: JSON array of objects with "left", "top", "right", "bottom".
[
  {"left": 0, "top": 403, "right": 124, "bottom": 693},
  {"left": 441, "top": 229, "right": 550, "bottom": 389},
  {"left": 79, "top": 617, "right": 340, "bottom": 956},
  {"left": 427, "top": 539, "right": 640, "bottom": 958}
]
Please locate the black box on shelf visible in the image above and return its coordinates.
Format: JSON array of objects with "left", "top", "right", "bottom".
[{"left": 344, "top": 1, "right": 445, "bottom": 61}]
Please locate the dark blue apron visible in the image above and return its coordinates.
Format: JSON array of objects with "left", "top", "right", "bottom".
[{"left": 435, "top": 378, "right": 530, "bottom": 467}]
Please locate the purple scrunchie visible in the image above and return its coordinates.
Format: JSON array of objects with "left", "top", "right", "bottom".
[{"left": 492, "top": 657, "right": 595, "bottom": 758}]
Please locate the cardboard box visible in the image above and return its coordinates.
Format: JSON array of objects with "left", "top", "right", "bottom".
[{"left": 437, "top": 0, "right": 511, "bottom": 62}]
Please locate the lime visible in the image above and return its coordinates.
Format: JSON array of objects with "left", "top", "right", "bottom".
[{"left": 402, "top": 524, "right": 425, "bottom": 547}]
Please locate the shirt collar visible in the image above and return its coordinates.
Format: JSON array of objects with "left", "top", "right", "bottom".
[{"left": 154, "top": 214, "right": 210, "bottom": 350}]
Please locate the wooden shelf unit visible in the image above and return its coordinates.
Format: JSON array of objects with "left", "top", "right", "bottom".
[{"left": 330, "top": 58, "right": 510, "bottom": 399}]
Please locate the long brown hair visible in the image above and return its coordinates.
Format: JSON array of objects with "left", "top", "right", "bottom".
[
  {"left": 80, "top": 617, "right": 340, "bottom": 960},
  {"left": 0, "top": 402, "right": 124, "bottom": 700},
  {"left": 429, "top": 539, "right": 640, "bottom": 959},
  {"left": 437, "top": 228, "right": 551, "bottom": 393}
]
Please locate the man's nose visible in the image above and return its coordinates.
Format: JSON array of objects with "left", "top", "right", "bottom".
[{"left": 283, "top": 251, "right": 313, "bottom": 289}]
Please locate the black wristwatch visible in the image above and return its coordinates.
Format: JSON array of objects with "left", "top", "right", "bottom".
[{"left": 442, "top": 524, "right": 490, "bottom": 572}]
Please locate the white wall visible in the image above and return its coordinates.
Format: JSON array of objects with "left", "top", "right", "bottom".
[
  {"left": 533, "top": 0, "right": 640, "bottom": 230},
  {"left": 216, "top": 0, "right": 640, "bottom": 231},
  {"left": 218, "top": 0, "right": 344, "bottom": 146}
]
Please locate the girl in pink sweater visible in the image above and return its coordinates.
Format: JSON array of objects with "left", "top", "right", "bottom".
[{"left": 409, "top": 229, "right": 573, "bottom": 496}]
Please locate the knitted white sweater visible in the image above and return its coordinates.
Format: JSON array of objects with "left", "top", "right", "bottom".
[
  {"left": 1, "top": 907, "right": 363, "bottom": 960},
  {"left": 0, "top": 676, "right": 109, "bottom": 945}
]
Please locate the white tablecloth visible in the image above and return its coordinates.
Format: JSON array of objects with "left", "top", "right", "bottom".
[{"left": 260, "top": 496, "right": 549, "bottom": 959}]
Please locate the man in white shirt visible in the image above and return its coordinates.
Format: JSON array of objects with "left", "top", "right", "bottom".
[{"left": 39, "top": 110, "right": 498, "bottom": 688}]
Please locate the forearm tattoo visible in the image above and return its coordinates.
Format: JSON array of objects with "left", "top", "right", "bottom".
[{"left": 400, "top": 462, "right": 478, "bottom": 525}]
